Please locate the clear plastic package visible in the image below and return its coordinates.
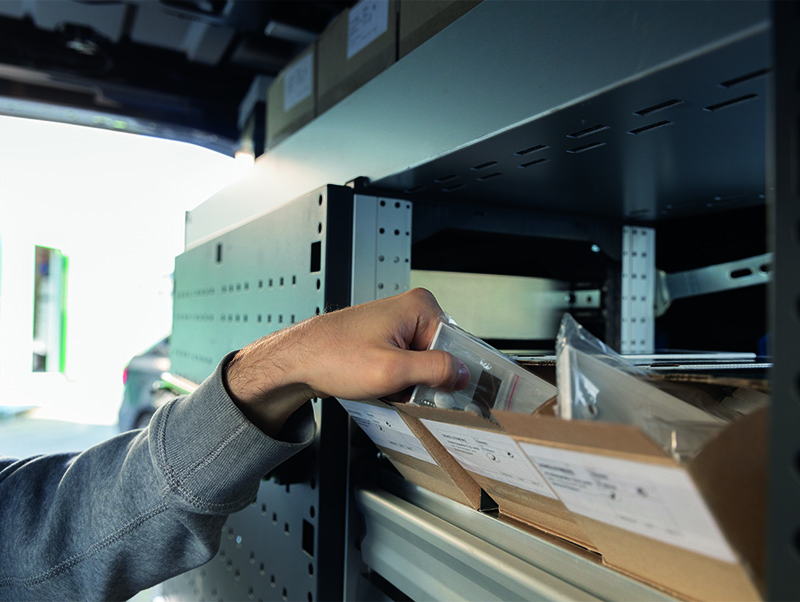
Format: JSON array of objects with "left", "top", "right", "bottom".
[
  {"left": 408, "top": 322, "right": 557, "bottom": 417},
  {"left": 556, "top": 313, "right": 729, "bottom": 457}
]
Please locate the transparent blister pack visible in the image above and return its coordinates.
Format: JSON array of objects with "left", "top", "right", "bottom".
[
  {"left": 408, "top": 322, "right": 556, "bottom": 418},
  {"left": 556, "top": 313, "right": 736, "bottom": 458}
]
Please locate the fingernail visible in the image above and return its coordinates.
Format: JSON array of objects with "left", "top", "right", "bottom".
[{"left": 455, "top": 362, "right": 470, "bottom": 389}]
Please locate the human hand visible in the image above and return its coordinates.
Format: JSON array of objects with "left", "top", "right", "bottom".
[{"left": 225, "top": 288, "right": 469, "bottom": 437}]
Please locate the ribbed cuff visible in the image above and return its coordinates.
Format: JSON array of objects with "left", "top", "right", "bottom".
[{"left": 149, "top": 352, "right": 316, "bottom": 515}]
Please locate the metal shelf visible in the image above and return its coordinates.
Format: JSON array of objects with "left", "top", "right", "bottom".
[
  {"left": 185, "top": 1, "right": 769, "bottom": 247},
  {"left": 355, "top": 480, "right": 676, "bottom": 601}
]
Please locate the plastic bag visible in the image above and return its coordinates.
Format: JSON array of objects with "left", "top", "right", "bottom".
[
  {"left": 556, "top": 313, "right": 728, "bottom": 458},
  {"left": 408, "top": 322, "right": 557, "bottom": 418}
]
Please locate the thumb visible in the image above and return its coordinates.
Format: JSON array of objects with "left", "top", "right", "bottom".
[{"left": 397, "top": 349, "right": 470, "bottom": 392}]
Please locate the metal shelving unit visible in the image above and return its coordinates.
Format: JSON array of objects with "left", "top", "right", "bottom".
[{"left": 166, "top": 2, "right": 797, "bottom": 600}]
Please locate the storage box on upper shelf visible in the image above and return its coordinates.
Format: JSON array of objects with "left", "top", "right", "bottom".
[
  {"left": 398, "top": 0, "right": 483, "bottom": 58},
  {"left": 317, "top": 0, "right": 397, "bottom": 115},
  {"left": 266, "top": 44, "right": 317, "bottom": 150},
  {"left": 338, "top": 398, "right": 486, "bottom": 510}
]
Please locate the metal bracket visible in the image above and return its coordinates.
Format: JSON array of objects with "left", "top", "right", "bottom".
[
  {"left": 621, "top": 226, "right": 656, "bottom": 354},
  {"left": 655, "top": 253, "right": 772, "bottom": 317},
  {"left": 351, "top": 195, "right": 412, "bottom": 305}
]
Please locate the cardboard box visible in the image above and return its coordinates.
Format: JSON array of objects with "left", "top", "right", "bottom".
[
  {"left": 317, "top": 0, "right": 397, "bottom": 115},
  {"left": 492, "top": 364, "right": 768, "bottom": 601},
  {"left": 267, "top": 44, "right": 316, "bottom": 149},
  {"left": 396, "top": 400, "right": 599, "bottom": 553},
  {"left": 398, "top": 0, "right": 483, "bottom": 59},
  {"left": 338, "top": 398, "right": 484, "bottom": 509}
]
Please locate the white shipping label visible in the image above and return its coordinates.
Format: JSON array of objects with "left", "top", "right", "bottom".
[
  {"left": 420, "top": 420, "right": 557, "bottom": 500},
  {"left": 347, "top": 0, "right": 389, "bottom": 59},
  {"left": 519, "top": 443, "right": 737, "bottom": 563},
  {"left": 283, "top": 53, "right": 313, "bottom": 112},
  {"left": 339, "top": 400, "right": 435, "bottom": 464}
]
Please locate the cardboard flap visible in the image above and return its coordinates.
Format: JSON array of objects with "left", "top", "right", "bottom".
[
  {"left": 493, "top": 411, "right": 671, "bottom": 461},
  {"left": 391, "top": 406, "right": 485, "bottom": 509},
  {"left": 339, "top": 398, "right": 484, "bottom": 509},
  {"left": 378, "top": 445, "right": 481, "bottom": 508},
  {"left": 689, "top": 406, "right": 768, "bottom": 592}
]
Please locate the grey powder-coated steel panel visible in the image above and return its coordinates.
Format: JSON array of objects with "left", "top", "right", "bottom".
[
  {"left": 185, "top": 1, "right": 769, "bottom": 247},
  {"left": 165, "top": 185, "right": 353, "bottom": 602}
]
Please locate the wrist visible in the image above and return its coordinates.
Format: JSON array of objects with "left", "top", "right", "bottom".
[{"left": 224, "top": 334, "right": 316, "bottom": 438}]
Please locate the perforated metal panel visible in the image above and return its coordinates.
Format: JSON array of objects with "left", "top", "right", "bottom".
[
  {"left": 164, "top": 185, "right": 354, "bottom": 602},
  {"left": 621, "top": 226, "right": 656, "bottom": 354},
  {"left": 351, "top": 195, "right": 413, "bottom": 305}
]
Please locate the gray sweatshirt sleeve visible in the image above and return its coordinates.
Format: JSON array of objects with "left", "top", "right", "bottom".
[{"left": 0, "top": 352, "right": 316, "bottom": 601}]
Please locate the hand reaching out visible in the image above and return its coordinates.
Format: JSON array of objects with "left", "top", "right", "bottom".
[{"left": 224, "top": 288, "right": 469, "bottom": 437}]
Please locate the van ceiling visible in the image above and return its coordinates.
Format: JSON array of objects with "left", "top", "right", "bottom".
[{"left": 0, "top": 0, "right": 353, "bottom": 148}]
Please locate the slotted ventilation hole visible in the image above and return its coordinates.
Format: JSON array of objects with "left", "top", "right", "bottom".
[
  {"left": 514, "top": 144, "right": 549, "bottom": 156},
  {"left": 704, "top": 94, "right": 758, "bottom": 112},
  {"left": 720, "top": 68, "right": 768, "bottom": 89},
  {"left": 567, "top": 124, "right": 609, "bottom": 139},
  {"left": 518, "top": 158, "right": 550, "bottom": 169},
  {"left": 442, "top": 183, "right": 465, "bottom": 192},
  {"left": 471, "top": 160, "right": 498, "bottom": 171},
  {"left": 434, "top": 174, "right": 458, "bottom": 183},
  {"left": 634, "top": 98, "right": 683, "bottom": 116},
  {"left": 628, "top": 120, "right": 673, "bottom": 136},
  {"left": 476, "top": 172, "right": 502, "bottom": 181},
  {"left": 566, "top": 141, "right": 606, "bottom": 154}
]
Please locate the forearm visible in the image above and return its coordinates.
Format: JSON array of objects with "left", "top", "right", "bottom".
[{"left": 0, "top": 353, "right": 315, "bottom": 601}]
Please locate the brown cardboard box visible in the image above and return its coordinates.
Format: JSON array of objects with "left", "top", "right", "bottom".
[
  {"left": 492, "top": 373, "right": 767, "bottom": 601},
  {"left": 267, "top": 44, "right": 316, "bottom": 149},
  {"left": 395, "top": 400, "right": 599, "bottom": 553},
  {"left": 317, "top": 0, "right": 397, "bottom": 115},
  {"left": 398, "top": 0, "right": 483, "bottom": 58},
  {"left": 338, "top": 398, "right": 484, "bottom": 509}
]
